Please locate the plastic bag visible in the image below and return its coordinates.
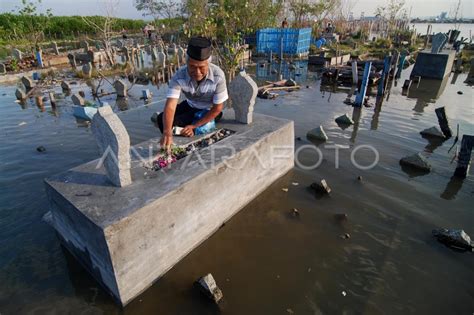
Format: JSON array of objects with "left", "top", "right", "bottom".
[{"left": 193, "top": 110, "right": 216, "bottom": 135}]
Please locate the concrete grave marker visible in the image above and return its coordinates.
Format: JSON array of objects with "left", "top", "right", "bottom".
[
  {"left": 91, "top": 105, "right": 132, "bottom": 187},
  {"left": 113, "top": 79, "right": 128, "bottom": 97},
  {"left": 15, "top": 88, "right": 26, "bottom": 100},
  {"left": 61, "top": 81, "right": 71, "bottom": 91},
  {"left": 431, "top": 33, "right": 448, "bottom": 54},
  {"left": 82, "top": 62, "right": 92, "bottom": 78},
  {"left": 21, "top": 76, "right": 33, "bottom": 90},
  {"left": 12, "top": 48, "right": 22, "bottom": 60},
  {"left": 81, "top": 40, "right": 90, "bottom": 53},
  {"left": 229, "top": 71, "right": 258, "bottom": 124},
  {"left": 0, "top": 63, "right": 5, "bottom": 74},
  {"left": 71, "top": 94, "right": 85, "bottom": 106},
  {"left": 52, "top": 42, "right": 60, "bottom": 55},
  {"left": 157, "top": 51, "right": 166, "bottom": 68}
]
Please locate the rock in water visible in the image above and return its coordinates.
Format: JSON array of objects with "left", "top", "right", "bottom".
[
  {"left": 196, "top": 273, "right": 223, "bottom": 303},
  {"left": 399, "top": 153, "right": 431, "bottom": 172},
  {"left": 307, "top": 126, "right": 328, "bottom": 141},
  {"left": 432, "top": 229, "right": 473, "bottom": 251},
  {"left": 310, "top": 179, "right": 331, "bottom": 194},
  {"left": 420, "top": 126, "right": 446, "bottom": 139},
  {"left": 335, "top": 113, "right": 354, "bottom": 125}
]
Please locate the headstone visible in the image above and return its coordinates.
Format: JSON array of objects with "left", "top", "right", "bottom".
[
  {"left": 81, "top": 40, "right": 90, "bottom": 53},
  {"left": 113, "top": 79, "right": 128, "bottom": 97},
  {"left": 229, "top": 71, "right": 258, "bottom": 124},
  {"left": 351, "top": 61, "right": 358, "bottom": 85},
  {"left": 454, "top": 135, "right": 474, "bottom": 178},
  {"left": 21, "top": 76, "right": 33, "bottom": 90},
  {"left": 196, "top": 274, "right": 223, "bottom": 304},
  {"left": 91, "top": 105, "right": 132, "bottom": 187},
  {"left": 307, "top": 126, "right": 328, "bottom": 141},
  {"left": 82, "top": 62, "right": 92, "bottom": 78},
  {"left": 335, "top": 113, "right": 354, "bottom": 125},
  {"left": 151, "top": 47, "right": 158, "bottom": 61},
  {"left": 12, "top": 48, "right": 22, "bottom": 60},
  {"left": 157, "top": 51, "right": 166, "bottom": 68},
  {"left": 122, "top": 47, "right": 131, "bottom": 62},
  {"left": 48, "top": 91, "right": 56, "bottom": 109},
  {"left": 399, "top": 153, "right": 431, "bottom": 172},
  {"left": 71, "top": 94, "right": 85, "bottom": 106},
  {"left": 117, "top": 40, "right": 123, "bottom": 49},
  {"left": 67, "top": 53, "right": 77, "bottom": 68},
  {"left": 177, "top": 46, "right": 185, "bottom": 64},
  {"left": 434, "top": 107, "right": 452, "bottom": 138},
  {"left": 431, "top": 33, "right": 448, "bottom": 54},
  {"left": 52, "top": 42, "right": 60, "bottom": 55},
  {"left": 15, "top": 88, "right": 26, "bottom": 100},
  {"left": 0, "top": 63, "right": 6, "bottom": 74},
  {"left": 61, "top": 81, "right": 71, "bottom": 91}
]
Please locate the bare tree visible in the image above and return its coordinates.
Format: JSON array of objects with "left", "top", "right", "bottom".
[{"left": 81, "top": 0, "right": 120, "bottom": 65}]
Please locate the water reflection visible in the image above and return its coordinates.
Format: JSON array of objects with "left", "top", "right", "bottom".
[
  {"left": 440, "top": 176, "right": 465, "bottom": 200},
  {"left": 255, "top": 60, "right": 308, "bottom": 83},
  {"left": 350, "top": 107, "right": 362, "bottom": 143},
  {"left": 116, "top": 97, "right": 129, "bottom": 111},
  {"left": 422, "top": 135, "right": 446, "bottom": 153},
  {"left": 408, "top": 76, "right": 449, "bottom": 114}
]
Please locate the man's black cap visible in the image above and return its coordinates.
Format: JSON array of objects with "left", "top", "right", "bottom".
[{"left": 187, "top": 37, "right": 212, "bottom": 61}]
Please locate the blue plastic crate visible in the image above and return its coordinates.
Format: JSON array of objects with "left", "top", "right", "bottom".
[{"left": 257, "top": 28, "right": 312, "bottom": 55}]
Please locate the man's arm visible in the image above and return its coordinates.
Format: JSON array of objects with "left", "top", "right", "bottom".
[{"left": 160, "top": 98, "right": 179, "bottom": 150}]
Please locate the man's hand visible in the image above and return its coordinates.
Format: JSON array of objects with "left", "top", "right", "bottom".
[
  {"left": 160, "top": 133, "right": 173, "bottom": 153},
  {"left": 181, "top": 125, "right": 195, "bottom": 137}
]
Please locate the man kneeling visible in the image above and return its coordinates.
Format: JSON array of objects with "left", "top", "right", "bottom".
[{"left": 157, "top": 37, "right": 228, "bottom": 151}]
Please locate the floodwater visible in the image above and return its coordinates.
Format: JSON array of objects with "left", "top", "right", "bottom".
[
  {"left": 412, "top": 23, "right": 474, "bottom": 39},
  {"left": 0, "top": 60, "right": 473, "bottom": 314}
]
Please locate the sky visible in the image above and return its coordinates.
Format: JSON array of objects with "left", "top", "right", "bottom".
[{"left": 0, "top": 0, "right": 473, "bottom": 20}]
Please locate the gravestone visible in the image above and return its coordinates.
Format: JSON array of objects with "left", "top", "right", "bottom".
[
  {"left": 0, "top": 63, "right": 5, "bottom": 74},
  {"left": 117, "top": 40, "right": 123, "bottom": 49},
  {"left": 52, "top": 42, "right": 60, "bottom": 55},
  {"left": 151, "top": 47, "right": 158, "bottom": 61},
  {"left": 15, "top": 88, "right": 26, "bottom": 100},
  {"left": 91, "top": 105, "right": 132, "bottom": 187},
  {"left": 67, "top": 53, "right": 77, "bottom": 68},
  {"left": 177, "top": 47, "right": 185, "bottom": 65},
  {"left": 157, "top": 51, "right": 166, "bottom": 68},
  {"left": 82, "top": 62, "right": 92, "bottom": 78},
  {"left": 21, "top": 76, "right": 33, "bottom": 90},
  {"left": 113, "top": 79, "right": 128, "bottom": 97},
  {"left": 229, "top": 71, "right": 258, "bottom": 124},
  {"left": 81, "top": 40, "right": 90, "bottom": 53},
  {"left": 12, "top": 48, "right": 22, "bottom": 60},
  {"left": 61, "top": 81, "right": 71, "bottom": 91},
  {"left": 454, "top": 135, "right": 474, "bottom": 178},
  {"left": 122, "top": 47, "right": 131, "bottom": 62},
  {"left": 71, "top": 94, "right": 85, "bottom": 106},
  {"left": 431, "top": 33, "right": 448, "bottom": 54}
]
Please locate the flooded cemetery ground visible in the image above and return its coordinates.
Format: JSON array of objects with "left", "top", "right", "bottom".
[{"left": 0, "top": 61, "right": 473, "bottom": 314}]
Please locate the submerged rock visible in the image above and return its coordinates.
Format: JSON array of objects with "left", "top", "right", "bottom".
[
  {"left": 307, "top": 126, "right": 328, "bottom": 141},
  {"left": 420, "top": 126, "right": 446, "bottom": 139},
  {"left": 285, "top": 79, "right": 297, "bottom": 87},
  {"left": 432, "top": 228, "right": 473, "bottom": 251},
  {"left": 196, "top": 273, "right": 223, "bottom": 303},
  {"left": 399, "top": 153, "right": 431, "bottom": 172},
  {"left": 335, "top": 113, "right": 354, "bottom": 125},
  {"left": 15, "top": 88, "right": 26, "bottom": 100},
  {"left": 36, "top": 146, "right": 46, "bottom": 152}
]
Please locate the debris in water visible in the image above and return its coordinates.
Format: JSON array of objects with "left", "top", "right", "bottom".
[
  {"left": 18, "top": 122, "right": 27, "bottom": 126},
  {"left": 420, "top": 126, "right": 446, "bottom": 139},
  {"left": 342, "top": 291, "right": 347, "bottom": 297},
  {"left": 291, "top": 182, "right": 299, "bottom": 186},
  {"left": 357, "top": 176, "right": 363, "bottom": 181},
  {"left": 310, "top": 179, "right": 331, "bottom": 194},
  {"left": 335, "top": 113, "right": 354, "bottom": 125},
  {"left": 340, "top": 233, "right": 351, "bottom": 239},
  {"left": 196, "top": 273, "right": 223, "bottom": 303},
  {"left": 281, "top": 188, "right": 289, "bottom": 192},
  {"left": 432, "top": 229, "right": 473, "bottom": 251},
  {"left": 399, "top": 153, "right": 431, "bottom": 172},
  {"left": 42, "top": 211, "right": 53, "bottom": 226},
  {"left": 292, "top": 208, "right": 299, "bottom": 217},
  {"left": 296, "top": 137, "right": 302, "bottom": 141},
  {"left": 36, "top": 146, "right": 46, "bottom": 152},
  {"left": 457, "top": 91, "right": 463, "bottom": 95},
  {"left": 334, "top": 213, "right": 348, "bottom": 222},
  {"left": 307, "top": 125, "right": 328, "bottom": 141}
]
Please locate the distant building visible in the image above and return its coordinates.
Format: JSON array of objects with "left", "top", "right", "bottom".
[{"left": 439, "top": 12, "right": 448, "bottom": 21}]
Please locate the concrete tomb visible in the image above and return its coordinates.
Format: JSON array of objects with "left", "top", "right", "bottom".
[{"left": 44, "top": 109, "right": 294, "bottom": 306}]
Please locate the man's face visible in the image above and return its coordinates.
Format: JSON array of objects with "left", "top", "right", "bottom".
[{"left": 187, "top": 57, "right": 209, "bottom": 82}]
